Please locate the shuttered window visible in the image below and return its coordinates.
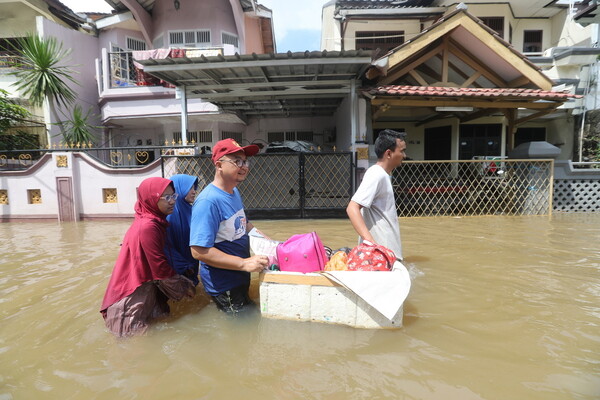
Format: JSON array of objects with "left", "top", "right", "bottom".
[
  {"left": 169, "top": 30, "right": 211, "bottom": 47},
  {"left": 523, "top": 30, "right": 543, "bottom": 54},
  {"left": 480, "top": 17, "right": 504, "bottom": 38},
  {"left": 126, "top": 37, "right": 146, "bottom": 51}
]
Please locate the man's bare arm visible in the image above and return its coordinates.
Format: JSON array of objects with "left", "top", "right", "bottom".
[
  {"left": 190, "top": 246, "right": 268, "bottom": 273},
  {"left": 346, "top": 200, "right": 376, "bottom": 244}
]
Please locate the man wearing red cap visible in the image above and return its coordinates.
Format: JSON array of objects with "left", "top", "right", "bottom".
[{"left": 190, "top": 138, "right": 269, "bottom": 313}]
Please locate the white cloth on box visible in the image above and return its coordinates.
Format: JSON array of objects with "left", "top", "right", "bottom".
[
  {"left": 322, "top": 261, "right": 411, "bottom": 320},
  {"left": 351, "top": 164, "right": 403, "bottom": 260}
]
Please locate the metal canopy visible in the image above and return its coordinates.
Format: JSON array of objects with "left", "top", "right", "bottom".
[{"left": 137, "top": 50, "right": 373, "bottom": 118}]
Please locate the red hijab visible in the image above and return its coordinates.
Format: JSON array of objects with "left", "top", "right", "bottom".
[{"left": 100, "top": 177, "right": 176, "bottom": 312}]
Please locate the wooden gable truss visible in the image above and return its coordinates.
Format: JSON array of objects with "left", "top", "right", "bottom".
[{"left": 364, "top": 9, "right": 576, "bottom": 150}]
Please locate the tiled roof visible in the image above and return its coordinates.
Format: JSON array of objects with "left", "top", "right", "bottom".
[
  {"left": 364, "top": 86, "right": 581, "bottom": 100},
  {"left": 337, "top": 0, "right": 435, "bottom": 9}
]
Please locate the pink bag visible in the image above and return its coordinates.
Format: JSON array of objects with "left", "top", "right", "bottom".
[{"left": 276, "top": 232, "right": 328, "bottom": 273}]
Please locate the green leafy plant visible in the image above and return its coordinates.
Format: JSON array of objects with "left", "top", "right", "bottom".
[
  {"left": 0, "top": 88, "right": 30, "bottom": 134},
  {"left": 59, "top": 105, "right": 102, "bottom": 145}
]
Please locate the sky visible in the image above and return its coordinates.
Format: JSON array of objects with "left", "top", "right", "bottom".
[{"left": 59, "top": 0, "right": 329, "bottom": 52}]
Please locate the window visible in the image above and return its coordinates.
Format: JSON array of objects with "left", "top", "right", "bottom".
[
  {"left": 222, "top": 32, "right": 239, "bottom": 48},
  {"left": 268, "top": 131, "right": 314, "bottom": 142},
  {"left": 110, "top": 43, "right": 135, "bottom": 86},
  {"left": 523, "top": 30, "right": 543, "bottom": 54},
  {"left": 126, "top": 37, "right": 146, "bottom": 51},
  {"left": 459, "top": 124, "right": 502, "bottom": 160},
  {"left": 173, "top": 130, "right": 212, "bottom": 144},
  {"left": 355, "top": 31, "right": 404, "bottom": 52},
  {"left": 221, "top": 131, "right": 243, "bottom": 142},
  {"left": 169, "top": 30, "right": 211, "bottom": 47},
  {"left": 480, "top": 17, "right": 504, "bottom": 38},
  {"left": 515, "top": 127, "right": 545, "bottom": 147}
]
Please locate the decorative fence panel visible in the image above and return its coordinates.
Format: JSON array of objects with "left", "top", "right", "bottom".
[
  {"left": 392, "top": 159, "right": 555, "bottom": 217},
  {"left": 162, "top": 152, "right": 354, "bottom": 218}
]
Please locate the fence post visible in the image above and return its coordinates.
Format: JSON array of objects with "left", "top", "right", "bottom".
[{"left": 299, "top": 153, "right": 305, "bottom": 218}]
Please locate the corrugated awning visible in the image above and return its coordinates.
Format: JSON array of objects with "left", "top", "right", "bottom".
[{"left": 136, "top": 50, "right": 373, "bottom": 118}]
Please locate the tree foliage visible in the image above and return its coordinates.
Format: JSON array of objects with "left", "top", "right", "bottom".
[{"left": 0, "top": 88, "right": 30, "bottom": 134}]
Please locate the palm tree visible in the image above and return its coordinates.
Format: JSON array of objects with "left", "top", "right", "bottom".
[{"left": 9, "top": 33, "right": 78, "bottom": 144}]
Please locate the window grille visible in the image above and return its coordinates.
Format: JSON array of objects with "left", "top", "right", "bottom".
[
  {"left": 173, "top": 130, "right": 212, "bottom": 143},
  {"left": 480, "top": 17, "right": 504, "bottom": 38},
  {"left": 126, "top": 37, "right": 146, "bottom": 51},
  {"left": 109, "top": 44, "right": 136, "bottom": 86},
  {"left": 197, "top": 130, "right": 212, "bottom": 142},
  {"left": 221, "top": 131, "right": 242, "bottom": 142},
  {"left": 197, "top": 31, "right": 211, "bottom": 44},
  {"left": 268, "top": 131, "right": 314, "bottom": 142},
  {"left": 515, "top": 127, "right": 545, "bottom": 147},
  {"left": 169, "top": 32, "right": 184, "bottom": 45},
  {"left": 523, "top": 30, "right": 543, "bottom": 53},
  {"left": 268, "top": 132, "right": 284, "bottom": 142},
  {"left": 296, "top": 131, "right": 313, "bottom": 141},
  {"left": 169, "top": 30, "right": 211, "bottom": 47},
  {"left": 222, "top": 32, "right": 239, "bottom": 47},
  {"left": 355, "top": 31, "right": 404, "bottom": 52}
]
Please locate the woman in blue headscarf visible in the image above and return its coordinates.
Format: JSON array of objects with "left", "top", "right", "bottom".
[{"left": 166, "top": 174, "right": 200, "bottom": 285}]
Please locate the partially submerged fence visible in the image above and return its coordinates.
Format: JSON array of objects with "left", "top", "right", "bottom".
[
  {"left": 393, "top": 159, "right": 554, "bottom": 216},
  {"left": 163, "top": 154, "right": 554, "bottom": 218}
]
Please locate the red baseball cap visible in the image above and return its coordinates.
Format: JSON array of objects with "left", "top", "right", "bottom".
[{"left": 211, "top": 138, "right": 260, "bottom": 164}]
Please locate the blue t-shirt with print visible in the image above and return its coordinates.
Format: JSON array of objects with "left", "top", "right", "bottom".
[{"left": 190, "top": 183, "right": 250, "bottom": 295}]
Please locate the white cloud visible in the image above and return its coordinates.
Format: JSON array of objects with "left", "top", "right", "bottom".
[{"left": 259, "top": 0, "right": 328, "bottom": 40}]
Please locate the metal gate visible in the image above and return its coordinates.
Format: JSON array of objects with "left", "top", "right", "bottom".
[{"left": 162, "top": 152, "right": 353, "bottom": 219}]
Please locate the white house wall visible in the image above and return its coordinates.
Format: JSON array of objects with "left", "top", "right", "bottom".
[{"left": 0, "top": 153, "right": 162, "bottom": 221}]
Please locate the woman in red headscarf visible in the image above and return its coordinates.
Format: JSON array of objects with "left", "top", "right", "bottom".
[{"left": 100, "top": 177, "right": 195, "bottom": 337}]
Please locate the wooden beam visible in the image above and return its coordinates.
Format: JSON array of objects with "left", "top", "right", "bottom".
[
  {"left": 371, "top": 98, "right": 561, "bottom": 109},
  {"left": 373, "top": 103, "right": 391, "bottom": 120},
  {"left": 508, "top": 76, "right": 531, "bottom": 88},
  {"left": 515, "top": 108, "right": 559, "bottom": 125},
  {"left": 461, "top": 71, "right": 482, "bottom": 88},
  {"left": 448, "top": 40, "right": 507, "bottom": 87},
  {"left": 460, "top": 108, "right": 500, "bottom": 123},
  {"left": 503, "top": 108, "right": 517, "bottom": 151},
  {"left": 442, "top": 37, "right": 449, "bottom": 84},
  {"left": 408, "top": 70, "right": 429, "bottom": 86},
  {"left": 381, "top": 42, "right": 445, "bottom": 85},
  {"left": 415, "top": 113, "right": 453, "bottom": 126}
]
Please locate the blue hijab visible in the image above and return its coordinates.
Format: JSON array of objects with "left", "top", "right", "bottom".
[{"left": 166, "top": 174, "right": 199, "bottom": 285}]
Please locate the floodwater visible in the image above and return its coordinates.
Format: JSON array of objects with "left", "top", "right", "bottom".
[{"left": 1, "top": 214, "right": 599, "bottom": 400}]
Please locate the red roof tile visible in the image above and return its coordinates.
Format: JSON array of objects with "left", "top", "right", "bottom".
[{"left": 364, "top": 85, "right": 581, "bottom": 100}]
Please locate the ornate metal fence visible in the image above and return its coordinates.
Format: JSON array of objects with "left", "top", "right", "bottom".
[
  {"left": 162, "top": 152, "right": 354, "bottom": 218},
  {"left": 393, "top": 159, "right": 554, "bottom": 216},
  {"left": 0, "top": 145, "right": 195, "bottom": 170}
]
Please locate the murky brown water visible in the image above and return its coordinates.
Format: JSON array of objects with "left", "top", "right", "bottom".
[{"left": 1, "top": 214, "right": 599, "bottom": 399}]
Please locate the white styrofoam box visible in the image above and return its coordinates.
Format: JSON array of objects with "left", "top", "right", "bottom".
[{"left": 259, "top": 271, "right": 403, "bottom": 329}]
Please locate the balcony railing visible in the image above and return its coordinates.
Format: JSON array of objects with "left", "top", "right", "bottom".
[
  {"left": 0, "top": 55, "right": 23, "bottom": 70},
  {"left": 107, "top": 47, "right": 226, "bottom": 89}
]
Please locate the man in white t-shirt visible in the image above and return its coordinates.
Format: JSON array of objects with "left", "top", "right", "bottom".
[{"left": 346, "top": 129, "right": 407, "bottom": 260}]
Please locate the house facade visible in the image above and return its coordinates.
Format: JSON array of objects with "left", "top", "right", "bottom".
[
  {"left": 321, "top": 0, "right": 600, "bottom": 161},
  {"left": 94, "top": 0, "right": 277, "bottom": 149},
  {"left": 0, "top": 0, "right": 100, "bottom": 148}
]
